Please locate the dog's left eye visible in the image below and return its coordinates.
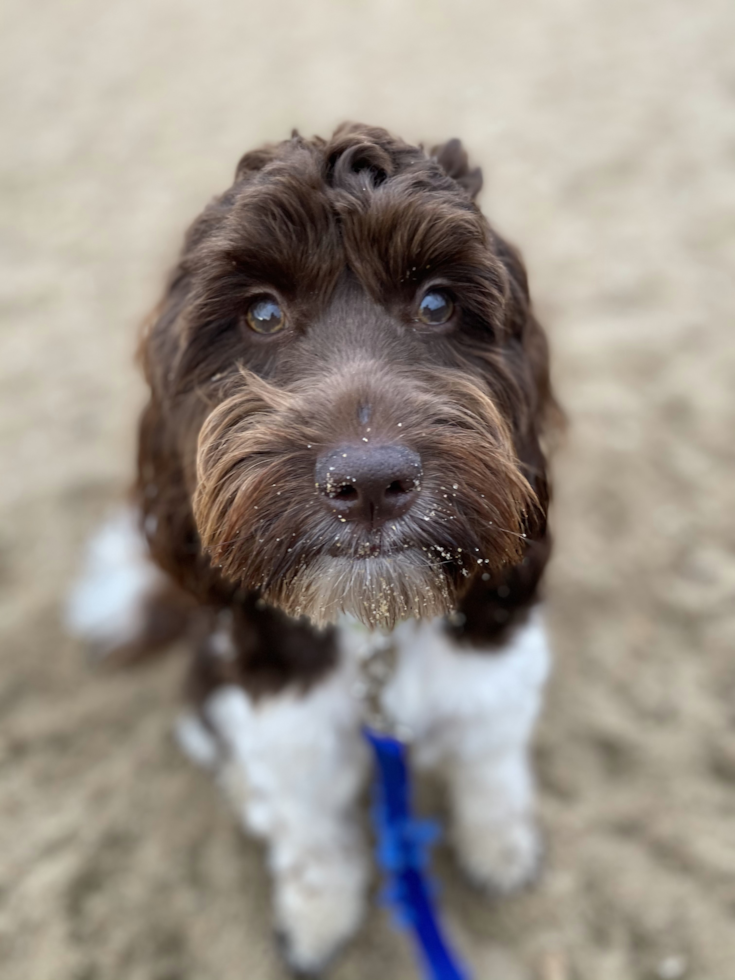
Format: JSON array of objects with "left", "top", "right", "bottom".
[
  {"left": 417, "top": 290, "right": 454, "bottom": 326},
  {"left": 245, "top": 296, "right": 286, "bottom": 334}
]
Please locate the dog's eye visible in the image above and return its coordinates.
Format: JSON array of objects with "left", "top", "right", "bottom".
[
  {"left": 417, "top": 290, "right": 454, "bottom": 326},
  {"left": 245, "top": 296, "right": 286, "bottom": 334}
]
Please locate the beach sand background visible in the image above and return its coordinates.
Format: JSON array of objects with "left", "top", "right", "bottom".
[{"left": 2, "top": 1, "right": 735, "bottom": 977}]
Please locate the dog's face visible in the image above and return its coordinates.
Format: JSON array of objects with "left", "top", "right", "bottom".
[{"left": 141, "top": 125, "right": 551, "bottom": 629}]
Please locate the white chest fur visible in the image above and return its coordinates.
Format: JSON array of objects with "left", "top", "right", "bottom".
[{"left": 338, "top": 609, "right": 551, "bottom": 767}]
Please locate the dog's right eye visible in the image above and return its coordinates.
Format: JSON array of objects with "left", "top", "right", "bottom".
[
  {"left": 245, "top": 296, "right": 286, "bottom": 335},
  {"left": 417, "top": 290, "right": 454, "bottom": 326}
]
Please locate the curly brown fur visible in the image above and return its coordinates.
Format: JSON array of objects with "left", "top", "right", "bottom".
[{"left": 136, "top": 122, "right": 557, "bottom": 642}]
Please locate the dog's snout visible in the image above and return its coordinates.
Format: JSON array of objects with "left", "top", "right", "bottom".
[{"left": 316, "top": 444, "right": 422, "bottom": 527}]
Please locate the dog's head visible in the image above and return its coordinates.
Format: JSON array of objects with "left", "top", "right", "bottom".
[{"left": 140, "top": 124, "right": 554, "bottom": 630}]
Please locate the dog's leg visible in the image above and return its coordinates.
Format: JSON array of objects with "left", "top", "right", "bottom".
[
  {"left": 66, "top": 506, "right": 194, "bottom": 661},
  {"left": 385, "top": 607, "right": 551, "bottom": 894},
  {"left": 188, "top": 627, "right": 370, "bottom": 976}
]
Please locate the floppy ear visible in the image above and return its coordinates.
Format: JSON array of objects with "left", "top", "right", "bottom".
[{"left": 431, "top": 138, "right": 483, "bottom": 200}]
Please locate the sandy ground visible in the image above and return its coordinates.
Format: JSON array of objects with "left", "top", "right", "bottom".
[{"left": 2, "top": 1, "right": 735, "bottom": 978}]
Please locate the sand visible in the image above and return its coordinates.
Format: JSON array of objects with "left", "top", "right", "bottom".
[{"left": 1, "top": 0, "right": 734, "bottom": 977}]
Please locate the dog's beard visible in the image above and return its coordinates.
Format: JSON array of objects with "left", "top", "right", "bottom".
[
  {"left": 194, "top": 367, "right": 539, "bottom": 631},
  {"left": 263, "top": 550, "right": 453, "bottom": 630}
]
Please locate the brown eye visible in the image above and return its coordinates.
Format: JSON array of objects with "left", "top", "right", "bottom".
[
  {"left": 245, "top": 296, "right": 285, "bottom": 334},
  {"left": 417, "top": 290, "right": 454, "bottom": 326}
]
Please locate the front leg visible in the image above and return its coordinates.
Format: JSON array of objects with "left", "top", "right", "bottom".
[
  {"left": 384, "top": 606, "right": 551, "bottom": 894},
  {"left": 178, "top": 612, "right": 371, "bottom": 976},
  {"left": 446, "top": 705, "right": 543, "bottom": 893}
]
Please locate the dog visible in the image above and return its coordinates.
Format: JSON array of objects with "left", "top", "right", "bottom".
[{"left": 68, "top": 123, "right": 558, "bottom": 975}]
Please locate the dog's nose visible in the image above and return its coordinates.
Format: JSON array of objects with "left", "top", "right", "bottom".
[{"left": 316, "top": 444, "right": 422, "bottom": 528}]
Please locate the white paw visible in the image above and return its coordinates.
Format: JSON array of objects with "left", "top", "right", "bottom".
[
  {"left": 452, "top": 812, "right": 542, "bottom": 895},
  {"left": 174, "top": 711, "right": 221, "bottom": 770},
  {"left": 272, "top": 840, "right": 369, "bottom": 975}
]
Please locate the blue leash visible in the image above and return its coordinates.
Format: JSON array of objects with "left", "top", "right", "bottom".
[{"left": 363, "top": 726, "right": 471, "bottom": 980}]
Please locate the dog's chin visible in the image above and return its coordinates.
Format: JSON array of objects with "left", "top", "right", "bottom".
[{"left": 260, "top": 549, "right": 457, "bottom": 631}]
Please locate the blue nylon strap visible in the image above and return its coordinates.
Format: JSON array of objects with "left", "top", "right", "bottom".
[{"left": 363, "top": 726, "right": 471, "bottom": 980}]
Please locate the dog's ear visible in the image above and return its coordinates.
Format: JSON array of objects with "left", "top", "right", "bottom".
[
  {"left": 431, "top": 138, "right": 483, "bottom": 200},
  {"left": 234, "top": 144, "right": 280, "bottom": 182}
]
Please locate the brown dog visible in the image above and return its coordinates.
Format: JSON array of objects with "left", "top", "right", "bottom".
[{"left": 69, "top": 124, "right": 557, "bottom": 974}]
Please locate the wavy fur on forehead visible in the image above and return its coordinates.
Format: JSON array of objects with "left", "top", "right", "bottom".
[
  {"left": 144, "top": 123, "right": 508, "bottom": 393},
  {"left": 137, "top": 122, "right": 557, "bottom": 629}
]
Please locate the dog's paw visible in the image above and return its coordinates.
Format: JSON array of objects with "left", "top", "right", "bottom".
[
  {"left": 452, "top": 813, "right": 543, "bottom": 896},
  {"left": 272, "top": 844, "right": 369, "bottom": 975},
  {"left": 174, "top": 711, "right": 221, "bottom": 770}
]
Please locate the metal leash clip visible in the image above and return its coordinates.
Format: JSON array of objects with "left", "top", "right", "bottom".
[{"left": 352, "top": 630, "right": 399, "bottom": 733}]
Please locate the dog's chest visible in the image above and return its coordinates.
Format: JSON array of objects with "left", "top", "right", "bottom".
[{"left": 336, "top": 611, "right": 549, "bottom": 769}]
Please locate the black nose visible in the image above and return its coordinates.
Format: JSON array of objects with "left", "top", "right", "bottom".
[{"left": 316, "top": 444, "right": 422, "bottom": 528}]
